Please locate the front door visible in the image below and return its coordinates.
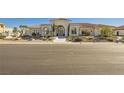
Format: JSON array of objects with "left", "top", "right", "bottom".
[
  {"left": 56, "top": 25, "right": 65, "bottom": 37},
  {"left": 117, "top": 31, "right": 119, "bottom": 36}
]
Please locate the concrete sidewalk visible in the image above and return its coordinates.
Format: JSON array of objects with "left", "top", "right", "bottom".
[{"left": 0, "top": 40, "right": 122, "bottom": 45}]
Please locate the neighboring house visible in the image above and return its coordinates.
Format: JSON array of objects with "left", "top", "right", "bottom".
[
  {"left": 0, "top": 24, "right": 19, "bottom": 38},
  {"left": 113, "top": 26, "right": 124, "bottom": 36},
  {"left": 4, "top": 28, "right": 13, "bottom": 36},
  {"left": 0, "top": 23, "right": 5, "bottom": 34},
  {"left": 0, "top": 23, "right": 14, "bottom": 37}
]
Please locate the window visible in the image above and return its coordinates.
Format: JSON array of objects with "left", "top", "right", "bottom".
[
  {"left": 43, "top": 27, "right": 49, "bottom": 34},
  {"left": 81, "top": 30, "right": 90, "bottom": 36},
  {"left": 71, "top": 28, "right": 77, "bottom": 34}
]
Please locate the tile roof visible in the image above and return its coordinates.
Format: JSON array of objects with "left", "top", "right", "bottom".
[
  {"left": 112, "top": 25, "right": 124, "bottom": 30},
  {"left": 113, "top": 27, "right": 124, "bottom": 30}
]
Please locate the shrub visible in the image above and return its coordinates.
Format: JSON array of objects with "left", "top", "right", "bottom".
[
  {"left": 66, "top": 36, "right": 82, "bottom": 42},
  {"left": 66, "top": 36, "right": 73, "bottom": 41},
  {"left": 72, "top": 37, "right": 82, "bottom": 42},
  {"left": 106, "top": 36, "right": 116, "bottom": 42},
  {"left": 0, "top": 33, "right": 6, "bottom": 39},
  {"left": 12, "top": 35, "right": 17, "bottom": 37},
  {"left": 48, "top": 37, "right": 54, "bottom": 41},
  {"left": 82, "top": 36, "right": 95, "bottom": 42},
  {"left": 42, "top": 36, "right": 48, "bottom": 41}
]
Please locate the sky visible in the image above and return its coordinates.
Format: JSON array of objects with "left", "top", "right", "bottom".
[{"left": 1, "top": 18, "right": 124, "bottom": 28}]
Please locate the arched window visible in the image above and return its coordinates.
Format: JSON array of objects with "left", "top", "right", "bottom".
[{"left": 71, "top": 27, "right": 77, "bottom": 34}]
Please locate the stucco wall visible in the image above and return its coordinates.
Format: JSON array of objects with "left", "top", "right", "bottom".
[
  {"left": 69, "top": 24, "right": 80, "bottom": 36},
  {"left": 94, "top": 30, "right": 101, "bottom": 36},
  {"left": 114, "top": 30, "right": 124, "bottom": 36},
  {"left": 51, "top": 20, "right": 70, "bottom": 36}
]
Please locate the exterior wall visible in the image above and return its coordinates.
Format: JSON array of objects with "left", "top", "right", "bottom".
[
  {"left": 20, "top": 27, "right": 32, "bottom": 36},
  {"left": 79, "top": 28, "right": 92, "bottom": 36},
  {"left": 20, "top": 19, "right": 121, "bottom": 37},
  {"left": 22, "top": 24, "right": 103, "bottom": 37},
  {"left": 94, "top": 30, "right": 101, "bottom": 36},
  {"left": 69, "top": 24, "right": 80, "bottom": 36},
  {"left": 30, "top": 28, "right": 42, "bottom": 35},
  {"left": 114, "top": 30, "right": 124, "bottom": 36},
  {"left": 22, "top": 25, "right": 52, "bottom": 36},
  {"left": 41, "top": 25, "right": 52, "bottom": 36},
  {"left": 24, "top": 30, "right": 32, "bottom": 36},
  {"left": 51, "top": 20, "right": 70, "bottom": 36}
]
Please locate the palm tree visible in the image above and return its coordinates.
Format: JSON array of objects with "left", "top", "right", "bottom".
[{"left": 52, "top": 24, "right": 58, "bottom": 36}]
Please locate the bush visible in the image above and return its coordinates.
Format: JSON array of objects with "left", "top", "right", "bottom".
[
  {"left": 42, "top": 36, "right": 54, "bottom": 41},
  {"left": 73, "top": 37, "right": 82, "bottom": 42},
  {"left": 66, "top": 36, "right": 73, "bottom": 41},
  {"left": 81, "top": 36, "right": 95, "bottom": 42},
  {"left": 117, "top": 36, "right": 124, "bottom": 43},
  {"left": 106, "top": 36, "right": 116, "bottom": 42},
  {"left": 42, "top": 37, "right": 47, "bottom": 41},
  {"left": 12, "top": 35, "right": 17, "bottom": 37},
  {"left": 48, "top": 37, "right": 54, "bottom": 41},
  {"left": 66, "top": 36, "right": 82, "bottom": 42},
  {"left": 0, "top": 33, "right": 6, "bottom": 39}
]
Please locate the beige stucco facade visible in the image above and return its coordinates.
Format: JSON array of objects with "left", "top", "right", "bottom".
[{"left": 22, "top": 18, "right": 105, "bottom": 37}]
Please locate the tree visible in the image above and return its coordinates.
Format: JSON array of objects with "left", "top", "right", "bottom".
[
  {"left": 32, "top": 32, "right": 36, "bottom": 37},
  {"left": 101, "top": 27, "right": 113, "bottom": 37},
  {"left": 12, "top": 27, "right": 18, "bottom": 37},
  {"left": 0, "top": 33, "right": 6, "bottom": 39},
  {"left": 19, "top": 25, "right": 28, "bottom": 28},
  {"left": 13, "top": 27, "right": 18, "bottom": 33},
  {"left": 52, "top": 24, "right": 59, "bottom": 36},
  {"left": 19, "top": 25, "right": 28, "bottom": 36}
]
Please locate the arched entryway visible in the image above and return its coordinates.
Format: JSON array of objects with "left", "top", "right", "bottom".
[{"left": 56, "top": 25, "right": 65, "bottom": 37}]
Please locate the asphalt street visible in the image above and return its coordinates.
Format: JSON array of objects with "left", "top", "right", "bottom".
[{"left": 1, "top": 43, "right": 124, "bottom": 74}]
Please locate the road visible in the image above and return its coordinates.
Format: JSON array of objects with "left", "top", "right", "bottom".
[{"left": 1, "top": 43, "right": 124, "bottom": 75}]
